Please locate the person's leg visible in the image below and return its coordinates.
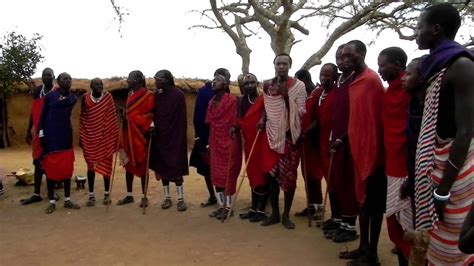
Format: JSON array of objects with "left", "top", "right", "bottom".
[
  {"left": 217, "top": 193, "right": 235, "bottom": 220},
  {"left": 201, "top": 174, "right": 217, "bottom": 207},
  {"left": 175, "top": 178, "right": 187, "bottom": 211},
  {"left": 209, "top": 186, "right": 225, "bottom": 218},
  {"left": 63, "top": 179, "right": 80, "bottom": 209},
  {"left": 45, "top": 179, "right": 56, "bottom": 214},
  {"left": 261, "top": 176, "right": 281, "bottom": 226},
  {"left": 103, "top": 176, "right": 111, "bottom": 205},
  {"left": 117, "top": 172, "right": 135, "bottom": 205},
  {"left": 249, "top": 185, "right": 268, "bottom": 222},
  {"left": 282, "top": 189, "right": 296, "bottom": 229},
  {"left": 21, "top": 165, "right": 44, "bottom": 204},
  {"left": 295, "top": 177, "right": 317, "bottom": 216},
  {"left": 240, "top": 191, "right": 257, "bottom": 219},
  {"left": 365, "top": 213, "right": 383, "bottom": 263},
  {"left": 312, "top": 178, "right": 325, "bottom": 222},
  {"left": 161, "top": 178, "right": 172, "bottom": 209},
  {"left": 139, "top": 175, "right": 148, "bottom": 208},
  {"left": 86, "top": 170, "right": 96, "bottom": 206},
  {"left": 353, "top": 169, "right": 386, "bottom": 265},
  {"left": 34, "top": 166, "right": 44, "bottom": 195},
  {"left": 340, "top": 207, "right": 369, "bottom": 260}
]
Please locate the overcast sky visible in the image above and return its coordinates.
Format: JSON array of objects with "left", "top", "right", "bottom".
[{"left": 1, "top": 0, "right": 468, "bottom": 83}]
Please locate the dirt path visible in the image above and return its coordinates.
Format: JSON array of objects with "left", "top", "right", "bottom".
[{"left": 0, "top": 147, "right": 397, "bottom": 265}]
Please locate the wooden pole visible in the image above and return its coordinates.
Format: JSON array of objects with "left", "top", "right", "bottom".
[{"left": 225, "top": 130, "right": 261, "bottom": 222}]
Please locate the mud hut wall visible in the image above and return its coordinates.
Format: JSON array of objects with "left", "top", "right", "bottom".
[{"left": 7, "top": 92, "right": 197, "bottom": 149}]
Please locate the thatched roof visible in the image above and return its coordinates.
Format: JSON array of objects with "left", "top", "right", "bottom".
[{"left": 13, "top": 78, "right": 241, "bottom": 95}]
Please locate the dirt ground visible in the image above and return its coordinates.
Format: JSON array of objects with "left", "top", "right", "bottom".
[{"left": 0, "top": 146, "right": 397, "bottom": 266}]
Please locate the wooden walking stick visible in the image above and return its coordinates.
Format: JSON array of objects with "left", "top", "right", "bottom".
[
  {"left": 142, "top": 133, "right": 153, "bottom": 215},
  {"left": 225, "top": 129, "right": 261, "bottom": 222},
  {"left": 106, "top": 117, "right": 123, "bottom": 213},
  {"left": 301, "top": 147, "right": 312, "bottom": 227},
  {"left": 320, "top": 149, "right": 335, "bottom": 226}
]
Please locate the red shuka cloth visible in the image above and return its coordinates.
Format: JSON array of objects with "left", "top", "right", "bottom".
[
  {"left": 302, "top": 86, "right": 336, "bottom": 181},
  {"left": 80, "top": 92, "right": 119, "bottom": 177},
  {"left": 206, "top": 93, "right": 242, "bottom": 195},
  {"left": 301, "top": 88, "right": 321, "bottom": 180},
  {"left": 42, "top": 149, "right": 75, "bottom": 181},
  {"left": 30, "top": 97, "right": 44, "bottom": 159},
  {"left": 240, "top": 96, "right": 279, "bottom": 189},
  {"left": 121, "top": 88, "right": 154, "bottom": 177},
  {"left": 348, "top": 68, "right": 385, "bottom": 207},
  {"left": 383, "top": 73, "right": 410, "bottom": 178}
]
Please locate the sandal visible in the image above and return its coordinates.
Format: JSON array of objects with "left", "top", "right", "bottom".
[
  {"left": 161, "top": 198, "right": 172, "bottom": 209},
  {"left": 103, "top": 196, "right": 112, "bottom": 205},
  {"left": 346, "top": 255, "right": 380, "bottom": 266},
  {"left": 209, "top": 207, "right": 223, "bottom": 218},
  {"left": 339, "top": 248, "right": 364, "bottom": 260},
  {"left": 177, "top": 200, "right": 187, "bottom": 212},
  {"left": 86, "top": 197, "right": 96, "bottom": 207},
  {"left": 21, "top": 195, "right": 43, "bottom": 205},
  {"left": 216, "top": 207, "right": 233, "bottom": 220},
  {"left": 239, "top": 209, "right": 256, "bottom": 219},
  {"left": 139, "top": 197, "right": 149, "bottom": 208},
  {"left": 116, "top": 196, "right": 134, "bottom": 205},
  {"left": 45, "top": 203, "right": 56, "bottom": 214},
  {"left": 200, "top": 197, "right": 217, "bottom": 207},
  {"left": 282, "top": 216, "right": 296, "bottom": 229},
  {"left": 64, "top": 200, "right": 80, "bottom": 209}
]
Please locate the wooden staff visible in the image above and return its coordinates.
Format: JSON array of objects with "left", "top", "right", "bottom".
[
  {"left": 225, "top": 129, "right": 261, "bottom": 222},
  {"left": 142, "top": 130, "right": 153, "bottom": 215},
  {"left": 301, "top": 147, "right": 312, "bottom": 227},
  {"left": 321, "top": 149, "right": 335, "bottom": 222},
  {"left": 106, "top": 118, "right": 123, "bottom": 213}
]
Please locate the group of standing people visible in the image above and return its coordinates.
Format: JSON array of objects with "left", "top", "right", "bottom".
[{"left": 16, "top": 3, "right": 473, "bottom": 266}]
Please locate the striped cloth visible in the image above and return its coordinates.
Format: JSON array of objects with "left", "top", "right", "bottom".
[
  {"left": 264, "top": 78, "right": 306, "bottom": 192},
  {"left": 264, "top": 78, "right": 306, "bottom": 154},
  {"left": 414, "top": 69, "right": 474, "bottom": 265},
  {"left": 426, "top": 137, "right": 473, "bottom": 266},
  {"left": 80, "top": 92, "right": 119, "bottom": 177},
  {"left": 206, "top": 93, "right": 242, "bottom": 195},
  {"left": 414, "top": 70, "right": 445, "bottom": 231},
  {"left": 269, "top": 138, "right": 301, "bottom": 192},
  {"left": 386, "top": 176, "right": 413, "bottom": 231}
]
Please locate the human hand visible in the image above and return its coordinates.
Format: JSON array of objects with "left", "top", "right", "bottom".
[
  {"left": 145, "top": 127, "right": 155, "bottom": 139},
  {"left": 25, "top": 131, "right": 32, "bottom": 145},
  {"left": 329, "top": 139, "right": 343, "bottom": 152},
  {"left": 434, "top": 199, "right": 447, "bottom": 222},
  {"left": 257, "top": 118, "right": 265, "bottom": 131},
  {"left": 433, "top": 187, "right": 450, "bottom": 222},
  {"left": 400, "top": 178, "right": 414, "bottom": 200},
  {"left": 230, "top": 126, "right": 239, "bottom": 139},
  {"left": 40, "top": 136, "right": 47, "bottom": 149}
]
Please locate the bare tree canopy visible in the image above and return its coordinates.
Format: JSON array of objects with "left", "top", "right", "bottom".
[
  {"left": 108, "top": 1, "right": 473, "bottom": 74},
  {"left": 189, "top": 0, "right": 473, "bottom": 73}
]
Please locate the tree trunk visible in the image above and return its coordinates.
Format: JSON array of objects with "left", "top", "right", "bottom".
[
  {"left": 0, "top": 94, "right": 6, "bottom": 148},
  {"left": 238, "top": 46, "right": 251, "bottom": 74},
  {"left": 4, "top": 93, "right": 10, "bottom": 147}
]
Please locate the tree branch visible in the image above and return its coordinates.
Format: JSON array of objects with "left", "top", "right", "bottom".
[{"left": 209, "top": 0, "right": 252, "bottom": 74}]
